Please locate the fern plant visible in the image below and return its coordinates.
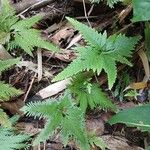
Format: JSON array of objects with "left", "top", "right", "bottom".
[
  {"left": 0, "top": 0, "right": 58, "bottom": 56},
  {"left": 0, "top": 127, "right": 30, "bottom": 150},
  {"left": 0, "top": 58, "right": 22, "bottom": 102},
  {"left": 22, "top": 94, "right": 90, "bottom": 150},
  {"left": 0, "top": 108, "right": 11, "bottom": 128},
  {"left": 88, "top": 133, "right": 106, "bottom": 150},
  {"left": 69, "top": 73, "right": 116, "bottom": 112},
  {"left": 0, "top": 58, "right": 22, "bottom": 128},
  {"left": 89, "top": 0, "right": 123, "bottom": 7},
  {"left": 53, "top": 17, "right": 140, "bottom": 89}
]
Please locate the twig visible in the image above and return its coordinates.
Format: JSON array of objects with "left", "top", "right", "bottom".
[
  {"left": 13, "top": 0, "right": 54, "bottom": 13},
  {"left": 116, "top": 23, "right": 133, "bottom": 34},
  {"left": 24, "top": 73, "right": 37, "bottom": 102},
  {"left": 37, "top": 49, "right": 43, "bottom": 82},
  {"left": 82, "top": 0, "right": 91, "bottom": 27},
  {"left": 88, "top": 4, "right": 94, "bottom": 16}
]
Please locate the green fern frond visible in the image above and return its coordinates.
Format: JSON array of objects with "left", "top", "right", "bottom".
[
  {"left": 69, "top": 73, "right": 116, "bottom": 112},
  {"left": 0, "top": 109, "right": 11, "bottom": 128},
  {"left": 11, "top": 15, "right": 42, "bottom": 30},
  {"left": 0, "top": 58, "right": 22, "bottom": 101},
  {"left": 10, "top": 29, "right": 58, "bottom": 56},
  {"left": 0, "top": 82, "right": 23, "bottom": 101},
  {"left": 0, "top": 58, "right": 20, "bottom": 72},
  {"left": 22, "top": 95, "right": 90, "bottom": 149},
  {"left": 1, "top": 0, "right": 15, "bottom": 15},
  {"left": 61, "top": 107, "right": 90, "bottom": 150},
  {"left": 0, "top": 0, "right": 18, "bottom": 32},
  {"left": 33, "top": 112, "right": 62, "bottom": 145},
  {"left": 88, "top": 134, "right": 106, "bottom": 150},
  {"left": 22, "top": 99, "right": 58, "bottom": 119},
  {"left": 106, "top": 0, "right": 123, "bottom": 7},
  {"left": 53, "top": 17, "right": 140, "bottom": 89},
  {"left": 0, "top": 0, "right": 58, "bottom": 56},
  {"left": 0, "top": 128, "right": 30, "bottom": 150},
  {"left": 89, "top": 0, "right": 123, "bottom": 8}
]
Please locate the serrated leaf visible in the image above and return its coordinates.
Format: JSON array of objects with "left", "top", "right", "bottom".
[
  {"left": 124, "top": 90, "right": 139, "bottom": 97},
  {"left": 10, "top": 29, "right": 58, "bottom": 56},
  {"left": 69, "top": 73, "right": 116, "bottom": 112},
  {"left": 0, "top": 128, "right": 30, "bottom": 150},
  {"left": 0, "top": 32, "right": 10, "bottom": 44},
  {"left": 22, "top": 99, "right": 58, "bottom": 119},
  {"left": 0, "top": 109, "right": 11, "bottom": 128},
  {"left": 33, "top": 112, "right": 62, "bottom": 145},
  {"left": 11, "top": 15, "right": 42, "bottom": 31},
  {"left": 132, "top": 0, "right": 150, "bottom": 22},
  {"left": 23, "top": 94, "right": 90, "bottom": 149},
  {"left": 108, "top": 104, "right": 150, "bottom": 132},
  {"left": 89, "top": 136, "right": 106, "bottom": 150},
  {"left": 89, "top": 0, "right": 122, "bottom": 8},
  {"left": 61, "top": 107, "right": 90, "bottom": 150},
  {"left": 53, "top": 17, "right": 139, "bottom": 89},
  {"left": 0, "top": 58, "right": 20, "bottom": 72},
  {"left": 0, "top": 0, "right": 18, "bottom": 32},
  {"left": 102, "top": 55, "right": 117, "bottom": 89},
  {"left": 0, "top": 0, "right": 58, "bottom": 55},
  {"left": 107, "top": 0, "right": 123, "bottom": 7},
  {"left": 0, "top": 82, "right": 23, "bottom": 101}
]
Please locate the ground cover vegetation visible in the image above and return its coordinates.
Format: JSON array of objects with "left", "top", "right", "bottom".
[{"left": 0, "top": 0, "right": 150, "bottom": 149}]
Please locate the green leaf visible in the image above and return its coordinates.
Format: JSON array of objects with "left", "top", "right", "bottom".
[
  {"left": 0, "top": 109, "right": 11, "bottom": 128},
  {"left": 9, "top": 29, "right": 58, "bottom": 56},
  {"left": 22, "top": 99, "right": 58, "bottom": 119},
  {"left": 0, "top": 32, "right": 10, "bottom": 44},
  {"left": 0, "top": 128, "right": 30, "bottom": 150},
  {"left": 102, "top": 54, "right": 117, "bottom": 89},
  {"left": 124, "top": 90, "right": 139, "bottom": 97},
  {"left": 0, "top": 58, "right": 20, "bottom": 72},
  {"left": 33, "top": 112, "right": 62, "bottom": 145},
  {"left": 69, "top": 73, "right": 116, "bottom": 112},
  {"left": 145, "top": 22, "right": 150, "bottom": 61},
  {"left": 53, "top": 17, "right": 139, "bottom": 89},
  {"left": 0, "top": 82, "right": 23, "bottom": 101},
  {"left": 132, "top": 0, "right": 150, "bottom": 22},
  {"left": 11, "top": 15, "right": 42, "bottom": 30},
  {"left": 22, "top": 94, "right": 90, "bottom": 149},
  {"left": 61, "top": 107, "right": 90, "bottom": 150},
  {"left": 108, "top": 104, "right": 150, "bottom": 132},
  {"left": 0, "top": 0, "right": 58, "bottom": 55},
  {"left": 89, "top": 135, "right": 106, "bottom": 150},
  {"left": 0, "top": 0, "right": 18, "bottom": 32},
  {"left": 106, "top": 0, "right": 123, "bottom": 7},
  {"left": 89, "top": 0, "right": 123, "bottom": 8}
]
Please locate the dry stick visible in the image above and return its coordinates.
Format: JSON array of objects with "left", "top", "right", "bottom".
[
  {"left": 37, "top": 49, "right": 43, "bottom": 82},
  {"left": 82, "top": 0, "right": 92, "bottom": 27},
  {"left": 43, "top": 142, "right": 46, "bottom": 150},
  {"left": 116, "top": 23, "right": 133, "bottom": 34},
  {"left": 74, "top": 0, "right": 90, "bottom": 3},
  {"left": 13, "top": 0, "right": 54, "bottom": 13},
  {"left": 23, "top": 73, "right": 37, "bottom": 102},
  {"left": 17, "top": 0, "right": 47, "bottom": 16},
  {"left": 88, "top": 4, "right": 94, "bottom": 16}
]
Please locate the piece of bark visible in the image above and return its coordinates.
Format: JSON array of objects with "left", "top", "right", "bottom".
[
  {"left": 36, "top": 79, "right": 70, "bottom": 99},
  {"left": 102, "top": 135, "right": 144, "bottom": 150}
]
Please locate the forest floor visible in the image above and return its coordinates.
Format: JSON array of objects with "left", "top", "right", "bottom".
[{"left": 2, "top": 0, "right": 150, "bottom": 150}]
